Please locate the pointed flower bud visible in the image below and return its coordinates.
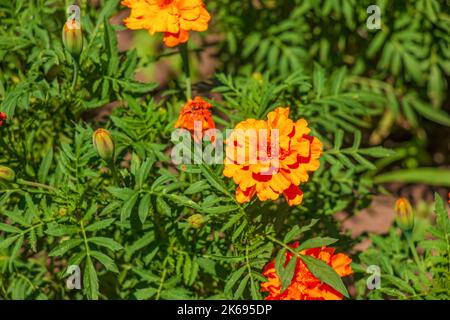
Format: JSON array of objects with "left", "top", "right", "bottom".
[
  {"left": 0, "top": 165, "right": 15, "bottom": 183},
  {"left": 62, "top": 19, "right": 83, "bottom": 57},
  {"left": 187, "top": 214, "right": 204, "bottom": 229},
  {"left": 59, "top": 208, "right": 68, "bottom": 217},
  {"left": 93, "top": 129, "right": 115, "bottom": 162},
  {"left": 395, "top": 197, "right": 414, "bottom": 232}
]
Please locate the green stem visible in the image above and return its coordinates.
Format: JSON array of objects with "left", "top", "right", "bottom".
[
  {"left": 179, "top": 42, "right": 192, "bottom": 100},
  {"left": 155, "top": 264, "right": 168, "bottom": 300},
  {"left": 80, "top": 219, "right": 97, "bottom": 300},
  {"left": 71, "top": 56, "right": 79, "bottom": 90},
  {"left": 401, "top": 289, "right": 448, "bottom": 300},
  {"left": 16, "top": 179, "right": 57, "bottom": 192},
  {"left": 109, "top": 161, "right": 120, "bottom": 186},
  {"left": 245, "top": 242, "right": 258, "bottom": 297},
  {"left": 267, "top": 235, "right": 300, "bottom": 257},
  {"left": 405, "top": 232, "right": 426, "bottom": 274},
  {"left": 80, "top": 220, "right": 90, "bottom": 256}
]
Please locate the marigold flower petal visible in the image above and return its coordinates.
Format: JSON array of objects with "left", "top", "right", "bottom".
[
  {"left": 236, "top": 186, "right": 256, "bottom": 203},
  {"left": 163, "top": 29, "right": 190, "bottom": 47},
  {"left": 283, "top": 183, "right": 303, "bottom": 206},
  {"left": 331, "top": 253, "right": 354, "bottom": 277}
]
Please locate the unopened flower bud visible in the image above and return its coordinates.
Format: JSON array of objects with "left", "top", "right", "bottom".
[
  {"left": 395, "top": 197, "right": 414, "bottom": 232},
  {"left": 0, "top": 166, "right": 15, "bottom": 183},
  {"left": 93, "top": 129, "right": 115, "bottom": 161},
  {"left": 251, "top": 72, "right": 263, "bottom": 83},
  {"left": 62, "top": 19, "right": 83, "bottom": 57},
  {"left": 187, "top": 214, "right": 204, "bottom": 229},
  {"left": 59, "top": 208, "right": 68, "bottom": 217}
]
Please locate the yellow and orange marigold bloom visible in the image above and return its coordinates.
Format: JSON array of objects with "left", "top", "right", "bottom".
[
  {"left": 261, "top": 242, "right": 353, "bottom": 300},
  {"left": 175, "top": 96, "right": 215, "bottom": 141},
  {"left": 395, "top": 197, "right": 414, "bottom": 232},
  {"left": 0, "top": 112, "right": 7, "bottom": 127},
  {"left": 224, "top": 107, "right": 322, "bottom": 206},
  {"left": 122, "top": 0, "right": 211, "bottom": 47}
]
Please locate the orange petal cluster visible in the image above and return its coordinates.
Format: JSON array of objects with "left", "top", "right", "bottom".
[
  {"left": 175, "top": 96, "right": 215, "bottom": 141},
  {"left": 224, "top": 107, "right": 322, "bottom": 206},
  {"left": 122, "top": 0, "right": 211, "bottom": 47},
  {"left": 261, "top": 242, "right": 353, "bottom": 300}
]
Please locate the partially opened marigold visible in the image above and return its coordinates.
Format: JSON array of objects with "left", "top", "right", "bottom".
[
  {"left": 224, "top": 107, "right": 322, "bottom": 206},
  {"left": 395, "top": 197, "right": 414, "bottom": 232},
  {"left": 122, "top": 0, "right": 211, "bottom": 47},
  {"left": 261, "top": 242, "right": 353, "bottom": 300},
  {"left": 175, "top": 96, "right": 215, "bottom": 141}
]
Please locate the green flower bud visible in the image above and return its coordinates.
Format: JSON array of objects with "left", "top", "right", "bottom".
[
  {"left": 59, "top": 208, "right": 68, "bottom": 217},
  {"left": 62, "top": 19, "right": 83, "bottom": 57},
  {"left": 187, "top": 214, "right": 204, "bottom": 229},
  {"left": 0, "top": 165, "right": 15, "bottom": 183},
  {"left": 93, "top": 129, "right": 115, "bottom": 161},
  {"left": 395, "top": 197, "right": 414, "bottom": 232}
]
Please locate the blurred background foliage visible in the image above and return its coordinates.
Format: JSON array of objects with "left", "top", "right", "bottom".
[{"left": 211, "top": 0, "right": 450, "bottom": 175}]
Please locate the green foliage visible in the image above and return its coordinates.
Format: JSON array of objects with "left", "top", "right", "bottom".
[
  {"left": 214, "top": 0, "right": 450, "bottom": 131},
  {"left": 355, "top": 194, "right": 450, "bottom": 299}
]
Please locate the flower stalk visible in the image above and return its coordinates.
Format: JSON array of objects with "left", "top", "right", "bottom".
[
  {"left": 405, "top": 231, "right": 426, "bottom": 274},
  {"left": 179, "top": 42, "right": 192, "bottom": 100},
  {"left": 16, "top": 179, "right": 57, "bottom": 192},
  {"left": 394, "top": 198, "right": 426, "bottom": 273},
  {"left": 71, "top": 56, "right": 79, "bottom": 90},
  {"left": 62, "top": 18, "right": 83, "bottom": 90},
  {"left": 109, "top": 161, "right": 120, "bottom": 186}
]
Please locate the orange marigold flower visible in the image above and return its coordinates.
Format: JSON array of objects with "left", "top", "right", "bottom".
[
  {"left": 175, "top": 96, "right": 215, "bottom": 141},
  {"left": 224, "top": 107, "right": 322, "bottom": 206},
  {"left": 122, "top": 0, "right": 211, "bottom": 47},
  {"left": 261, "top": 242, "right": 353, "bottom": 300}
]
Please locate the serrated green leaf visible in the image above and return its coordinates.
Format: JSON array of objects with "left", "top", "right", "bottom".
[
  {"left": 121, "top": 192, "right": 139, "bottom": 222},
  {"left": 300, "top": 255, "right": 349, "bottom": 298},
  {"left": 297, "top": 237, "right": 338, "bottom": 251},
  {"left": 90, "top": 250, "right": 119, "bottom": 273},
  {"left": 280, "top": 254, "right": 297, "bottom": 292},
  {"left": 224, "top": 266, "right": 246, "bottom": 296},
  {"left": 138, "top": 193, "right": 152, "bottom": 224},
  {"left": 88, "top": 237, "right": 123, "bottom": 251},
  {"left": 84, "top": 256, "right": 99, "bottom": 300},
  {"left": 85, "top": 218, "right": 115, "bottom": 232},
  {"left": 283, "top": 219, "right": 319, "bottom": 243},
  {"left": 0, "top": 223, "right": 21, "bottom": 234},
  {"left": 49, "top": 239, "right": 83, "bottom": 257}
]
